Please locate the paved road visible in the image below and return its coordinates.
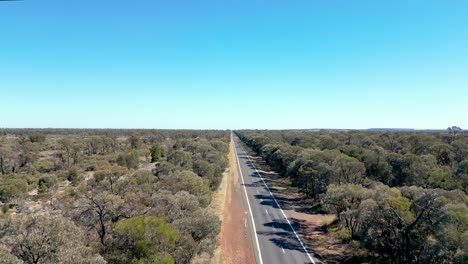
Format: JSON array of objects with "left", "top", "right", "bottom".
[{"left": 233, "top": 134, "right": 320, "bottom": 264}]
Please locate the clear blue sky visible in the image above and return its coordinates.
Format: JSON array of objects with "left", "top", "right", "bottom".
[{"left": 1, "top": 0, "right": 467, "bottom": 129}]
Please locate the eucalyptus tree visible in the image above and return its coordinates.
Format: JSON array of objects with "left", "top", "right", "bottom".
[{"left": 0, "top": 214, "right": 105, "bottom": 264}]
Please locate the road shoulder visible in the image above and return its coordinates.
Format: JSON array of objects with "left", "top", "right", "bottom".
[{"left": 210, "top": 136, "right": 255, "bottom": 264}]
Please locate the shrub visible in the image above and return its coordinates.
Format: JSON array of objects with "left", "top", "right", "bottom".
[
  {"left": 67, "top": 168, "right": 81, "bottom": 185},
  {"left": 29, "top": 132, "right": 46, "bottom": 143},
  {"left": 117, "top": 150, "right": 139, "bottom": 169},
  {"left": 0, "top": 177, "right": 28, "bottom": 202},
  {"left": 2, "top": 204, "right": 10, "bottom": 214},
  {"left": 38, "top": 175, "right": 58, "bottom": 193}
]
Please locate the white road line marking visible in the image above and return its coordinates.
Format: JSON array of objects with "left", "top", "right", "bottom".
[
  {"left": 265, "top": 209, "right": 269, "bottom": 215},
  {"left": 233, "top": 136, "right": 264, "bottom": 264},
  {"left": 272, "top": 223, "right": 276, "bottom": 230},
  {"left": 238, "top": 142, "right": 316, "bottom": 264},
  {"left": 282, "top": 247, "right": 285, "bottom": 253},
  {"left": 257, "top": 190, "right": 259, "bottom": 194}
]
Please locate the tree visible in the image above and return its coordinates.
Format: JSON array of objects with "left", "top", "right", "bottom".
[
  {"left": 159, "top": 171, "right": 211, "bottom": 207},
  {"left": 331, "top": 154, "right": 366, "bottom": 184},
  {"left": 17, "top": 142, "right": 38, "bottom": 173},
  {"left": 388, "top": 190, "right": 437, "bottom": 264},
  {"left": 358, "top": 184, "right": 415, "bottom": 263},
  {"left": 28, "top": 132, "right": 46, "bottom": 143},
  {"left": 59, "top": 138, "right": 73, "bottom": 169},
  {"left": 357, "top": 185, "right": 468, "bottom": 264},
  {"left": 318, "top": 135, "right": 339, "bottom": 150},
  {"left": 0, "top": 244, "right": 22, "bottom": 264},
  {"left": 192, "top": 159, "right": 221, "bottom": 190},
  {"left": 430, "top": 143, "right": 454, "bottom": 166},
  {"left": 167, "top": 150, "right": 192, "bottom": 170},
  {"left": 93, "top": 166, "right": 128, "bottom": 194},
  {"left": 150, "top": 144, "right": 163, "bottom": 163},
  {"left": 113, "top": 216, "right": 177, "bottom": 264},
  {"left": 455, "top": 159, "right": 468, "bottom": 193},
  {"left": 295, "top": 159, "right": 329, "bottom": 198},
  {"left": 0, "top": 177, "right": 28, "bottom": 202},
  {"left": 149, "top": 191, "right": 221, "bottom": 263},
  {"left": 71, "top": 143, "right": 82, "bottom": 165},
  {"left": 0, "top": 214, "right": 105, "bottom": 264},
  {"left": 153, "top": 161, "right": 176, "bottom": 178},
  {"left": 86, "top": 136, "right": 101, "bottom": 155},
  {"left": 38, "top": 175, "right": 58, "bottom": 193},
  {"left": 67, "top": 167, "right": 81, "bottom": 185},
  {"left": 380, "top": 132, "right": 402, "bottom": 153},
  {"left": 322, "top": 184, "right": 375, "bottom": 238},
  {"left": 361, "top": 149, "right": 393, "bottom": 185},
  {"left": 210, "top": 140, "right": 229, "bottom": 154},
  {"left": 117, "top": 150, "right": 140, "bottom": 169},
  {"left": 172, "top": 209, "right": 221, "bottom": 263},
  {"left": 193, "top": 159, "right": 214, "bottom": 179},
  {"left": 69, "top": 190, "right": 125, "bottom": 250},
  {"left": 428, "top": 167, "right": 462, "bottom": 191},
  {"left": 448, "top": 126, "right": 463, "bottom": 136},
  {"left": 403, "top": 154, "right": 438, "bottom": 187},
  {"left": 0, "top": 147, "right": 14, "bottom": 175},
  {"left": 129, "top": 133, "right": 141, "bottom": 149}
]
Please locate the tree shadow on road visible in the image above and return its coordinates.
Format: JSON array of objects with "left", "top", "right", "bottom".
[{"left": 259, "top": 219, "right": 322, "bottom": 263}]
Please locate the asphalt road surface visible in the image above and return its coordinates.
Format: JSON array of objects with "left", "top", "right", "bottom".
[{"left": 233, "top": 134, "right": 320, "bottom": 264}]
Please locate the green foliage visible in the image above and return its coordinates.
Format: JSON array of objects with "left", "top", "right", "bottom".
[
  {"left": 29, "top": 132, "right": 46, "bottom": 143},
  {"left": 129, "top": 133, "right": 141, "bottom": 149},
  {"left": 331, "top": 154, "right": 366, "bottom": 184},
  {"left": 0, "top": 245, "right": 22, "bottom": 264},
  {"left": 323, "top": 184, "right": 375, "bottom": 238},
  {"left": 288, "top": 154, "right": 329, "bottom": 198},
  {"left": 159, "top": 170, "right": 211, "bottom": 207},
  {"left": 35, "top": 159, "right": 56, "bottom": 173},
  {"left": 429, "top": 168, "right": 462, "bottom": 190},
  {"left": 150, "top": 144, "right": 163, "bottom": 162},
  {"left": 94, "top": 171, "right": 106, "bottom": 182},
  {"left": 210, "top": 140, "right": 229, "bottom": 154},
  {"left": 2, "top": 204, "right": 10, "bottom": 214},
  {"left": 167, "top": 150, "right": 192, "bottom": 170},
  {"left": 113, "top": 216, "right": 176, "bottom": 264},
  {"left": 117, "top": 150, "right": 140, "bottom": 169},
  {"left": 0, "top": 214, "right": 105, "bottom": 264},
  {"left": 70, "top": 190, "right": 125, "bottom": 248},
  {"left": 67, "top": 167, "right": 81, "bottom": 185},
  {"left": 38, "top": 175, "right": 58, "bottom": 193},
  {"left": 0, "top": 177, "right": 28, "bottom": 202},
  {"left": 153, "top": 161, "right": 176, "bottom": 177}
]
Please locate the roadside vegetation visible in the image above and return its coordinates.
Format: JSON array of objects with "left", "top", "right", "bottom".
[
  {"left": 236, "top": 127, "right": 467, "bottom": 263},
  {"left": 0, "top": 129, "right": 229, "bottom": 264}
]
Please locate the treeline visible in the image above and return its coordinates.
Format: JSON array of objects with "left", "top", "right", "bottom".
[
  {"left": 0, "top": 128, "right": 231, "bottom": 140},
  {"left": 236, "top": 129, "right": 467, "bottom": 263},
  {"left": 0, "top": 130, "right": 230, "bottom": 263}
]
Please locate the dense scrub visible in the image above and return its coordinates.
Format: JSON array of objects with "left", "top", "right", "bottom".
[
  {"left": 0, "top": 129, "right": 229, "bottom": 263},
  {"left": 236, "top": 129, "right": 467, "bottom": 263}
]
